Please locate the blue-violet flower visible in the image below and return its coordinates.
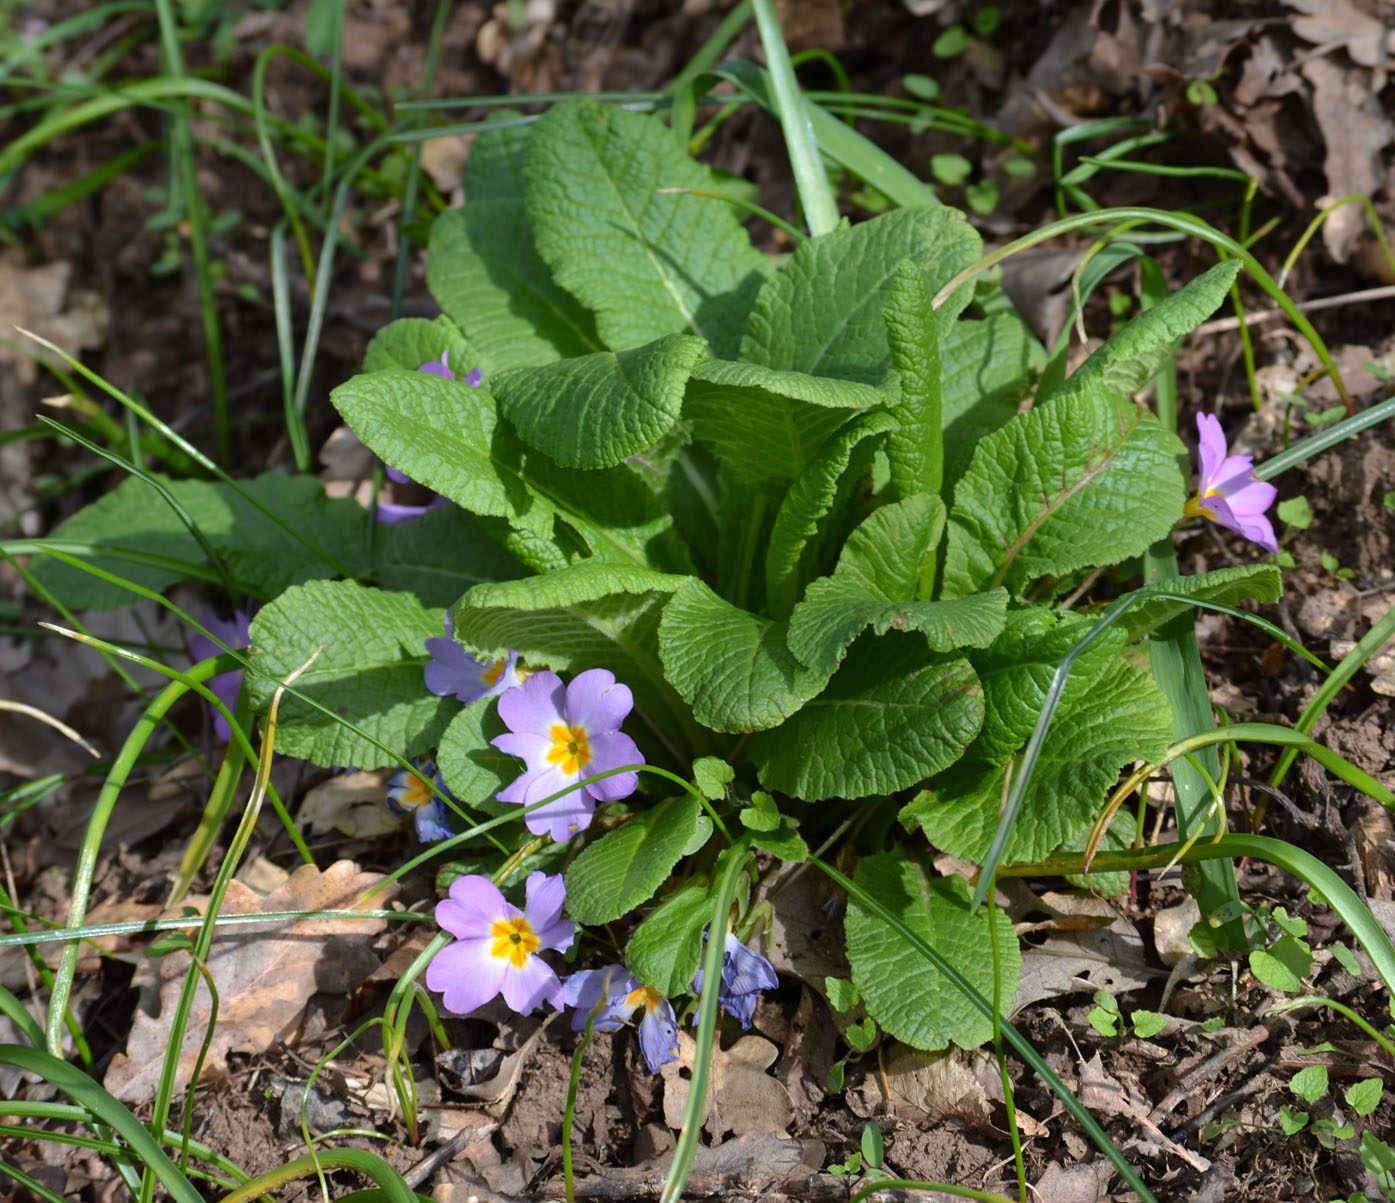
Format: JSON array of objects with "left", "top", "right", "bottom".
[
  {"left": 491, "top": 668, "right": 643, "bottom": 842},
  {"left": 693, "top": 932, "right": 778, "bottom": 1029},
  {"left": 562, "top": 964, "right": 679, "bottom": 1073},
  {"left": 189, "top": 608, "right": 252, "bottom": 741},
  {"left": 1185, "top": 412, "right": 1278, "bottom": 554},
  {"left": 385, "top": 757, "right": 455, "bottom": 843},
  {"left": 424, "top": 617, "right": 523, "bottom": 704},
  {"left": 426, "top": 871, "right": 573, "bottom": 1015}
]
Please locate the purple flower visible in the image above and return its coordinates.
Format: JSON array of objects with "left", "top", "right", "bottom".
[
  {"left": 693, "top": 932, "right": 778, "bottom": 1030},
  {"left": 424, "top": 617, "right": 523, "bottom": 704},
  {"left": 562, "top": 964, "right": 679, "bottom": 1073},
  {"left": 189, "top": 608, "right": 252, "bottom": 741},
  {"left": 386, "top": 757, "right": 455, "bottom": 842},
  {"left": 491, "top": 669, "right": 643, "bottom": 842},
  {"left": 426, "top": 871, "right": 574, "bottom": 1016},
  {"left": 1186, "top": 413, "right": 1278, "bottom": 554}
]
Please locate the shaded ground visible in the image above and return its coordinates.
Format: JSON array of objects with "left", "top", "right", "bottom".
[{"left": 1, "top": 1, "right": 1394, "bottom": 1200}]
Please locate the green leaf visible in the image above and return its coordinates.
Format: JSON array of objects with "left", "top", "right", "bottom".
[
  {"left": 427, "top": 119, "right": 601, "bottom": 373},
  {"left": 565, "top": 794, "right": 703, "bottom": 924},
  {"left": 825, "top": 976, "right": 859, "bottom": 1012},
  {"left": 749, "top": 634, "right": 983, "bottom": 801},
  {"left": 1277, "top": 495, "right": 1313, "bottom": 530},
  {"left": 753, "top": 820, "right": 808, "bottom": 862},
  {"left": 1249, "top": 933, "right": 1312, "bottom": 992},
  {"left": 693, "top": 756, "right": 734, "bottom": 800},
  {"left": 363, "top": 315, "right": 475, "bottom": 375},
  {"left": 765, "top": 410, "right": 898, "bottom": 616},
  {"left": 930, "top": 153, "right": 972, "bottom": 186},
  {"left": 525, "top": 98, "right": 769, "bottom": 358},
  {"left": 741, "top": 207, "right": 980, "bottom": 384},
  {"left": 1330, "top": 944, "right": 1362, "bottom": 976},
  {"left": 939, "top": 314, "right": 1039, "bottom": 489},
  {"left": 494, "top": 334, "right": 706, "bottom": 469},
  {"left": 1087, "top": 999, "right": 1120, "bottom": 1037},
  {"left": 247, "top": 580, "right": 449, "bottom": 768},
  {"left": 942, "top": 386, "right": 1185, "bottom": 598},
  {"left": 374, "top": 506, "right": 527, "bottom": 607},
  {"left": 332, "top": 370, "right": 685, "bottom": 569},
  {"left": 31, "top": 473, "right": 372, "bottom": 610},
  {"left": 1345, "top": 1078, "right": 1383, "bottom": 1117},
  {"left": 739, "top": 790, "right": 781, "bottom": 831},
  {"left": 1278, "top": 1104, "right": 1308, "bottom": 1135},
  {"left": 1131, "top": 1009, "right": 1166, "bottom": 1038},
  {"left": 452, "top": 563, "right": 697, "bottom": 750},
  {"left": 658, "top": 578, "right": 829, "bottom": 733},
  {"left": 845, "top": 1018, "right": 877, "bottom": 1051},
  {"left": 787, "top": 496, "right": 1009, "bottom": 675},
  {"left": 684, "top": 358, "right": 884, "bottom": 485},
  {"left": 846, "top": 852, "right": 1019, "bottom": 1051},
  {"left": 902, "top": 615, "right": 1173, "bottom": 862},
  {"left": 1290, "top": 1064, "right": 1328, "bottom": 1105},
  {"left": 625, "top": 881, "right": 710, "bottom": 996},
  {"left": 435, "top": 698, "right": 518, "bottom": 816},
  {"left": 1041, "top": 261, "right": 1240, "bottom": 407},
  {"left": 1117, "top": 565, "right": 1283, "bottom": 639},
  {"left": 883, "top": 259, "right": 943, "bottom": 502}
]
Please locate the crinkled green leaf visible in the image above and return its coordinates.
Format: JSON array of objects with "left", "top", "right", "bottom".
[
  {"left": 374, "top": 506, "right": 527, "bottom": 607},
  {"left": 939, "top": 314, "right": 1039, "bottom": 488},
  {"left": 525, "top": 98, "right": 770, "bottom": 358},
  {"left": 1041, "top": 261, "right": 1240, "bottom": 407},
  {"left": 451, "top": 563, "right": 697, "bottom": 752},
  {"left": 786, "top": 495, "right": 1008, "bottom": 674},
  {"left": 565, "top": 794, "right": 703, "bottom": 924},
  {"left": 494, "top": 334, "right": 706, "bottom": 468},
  {"left": 750, "top": 634, "right": 982, "bottom": 801},
  {"left": 765, "top": 410, "right": 898, "bottom": 617},
  {"left": 942, "top": 387, "right": 1185, "bottom": 598},
  {"left": 658, "top": 578, "right": 828, "bottom": 733},
  {"left": 626, "top": 881, "right": 709, "bottom": 996},
  {"left": 332, "top": 370, "right": 684, "bottom": 569},
  {"left": 247, "top": 580, "right": 449, "bottom": 768},
  {"left": 901, "top": 649, "right": 1172, "bottom": 863},
  {"left": 427, "top": 119, "right": 601, "bottom": 373},
  {"left": 883, "top": 259, "right": 943, "bottom": 501},
  {"left": 1117, "top": 564, "right": 1283, "bottom": 639},
  {"left": 684, "top": 358, "right": 884, "bottom": 485},
  {"left": 741, "top": 207, "right": 980, "bottom": 384},
  {"left": 435, "top": 697, "right": 517, "bottom": 817},
  {"left": 846, "top": 852, "right": 1018, "bottom": 1051},
  {"left": 363, "top": 315, "right": 475, "bottom": 375},
  {"left": 31, "top": 473, "right": 372, "bottom": 610}
]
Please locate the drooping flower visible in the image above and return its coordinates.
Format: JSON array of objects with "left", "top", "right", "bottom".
[
  {"left": 189, "top": 608, "right": 252, "bottom": 741},
  {"left": 426, "top": 871, "right": 574, "bottom": 1016},
  {"left": 385, "top": 757, "right": 455, "bottom": 843},
  {"left": 562, "top": 964, "right": 679, "bottom": 1073},
  {"left": 424, "top": 617, "right": 523, "bottom": 704},
  {"left": 374, "top": 354, "right": 484, "bottom": 518},
  {"left": 491, "top": 669, "right": 643, "bottom": 842},
  {"left": 1185, "top": 412, "right": 1278, "bottom": 554},
  {"left": 692, "top": 932, "right": 778, "bottom": 1029}
]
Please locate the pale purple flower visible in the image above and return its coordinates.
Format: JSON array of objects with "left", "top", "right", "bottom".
[
  {"left": 385, "top": 757, "right": 455, "bottom": 842},
  {"left": 1187, "top": 413, "right": 1278, "bottom": 554},
  {"left": 562, "top": 964, "right": 679, "bottom": 1073},
  {"left": 693, "top": 932, "right": 778, "bottom": 1029},
  {"left": 426, "top": 871, "right": 574, "bottom": 1016},
  {"left": 189, "top": 608, "right": 252, "bottom": 741},
  {"left": 424, "top": 617, "right": 523, "bottom": 704},
  {"left": 491, "top": 669, "right": 643, "bottom": 842}
]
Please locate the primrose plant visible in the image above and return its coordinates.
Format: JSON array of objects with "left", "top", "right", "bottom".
[{"left": 34, "top": 97, "right": 1286, "bottom": 1058}]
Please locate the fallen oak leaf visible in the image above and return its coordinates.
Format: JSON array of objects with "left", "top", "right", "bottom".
[
  {"left": 660, "top": 1030, "right": 794, "bottom": 1139},
  {"left": 104, "top": 860, "right": 395, "bottom": 1103}
]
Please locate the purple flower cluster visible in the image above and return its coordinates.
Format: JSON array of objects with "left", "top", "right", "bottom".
[
  {"left": 694, "top": 932, "right": 779, "bottom": 1029},
  {"left": 385, "top": 757, "right": 456, "bottom": 843}
]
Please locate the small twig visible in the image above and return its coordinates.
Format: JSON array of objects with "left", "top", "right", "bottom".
[{"left": 1195, "top": 284, "right": 1395, "bottom": 336}]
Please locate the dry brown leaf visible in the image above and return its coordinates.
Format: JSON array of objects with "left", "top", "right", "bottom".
[
  {"left": 661, "top": 1030, "right": 794, "bottom": 1139},
  {"left": 299, "top": 769, "right": 403, "bottom": 839},
  {"left": 1079, "top": 1053, "right": 1210, "bottom": 1172},
  {"left": 1288, "top": 0, "right": 1391, "bottom": 68},
  {"left": 103, "top": 860, "right": 395, "bottom": 1103},
  {"left": 0, "top": 253, "right": 104, "bottom": 383}
]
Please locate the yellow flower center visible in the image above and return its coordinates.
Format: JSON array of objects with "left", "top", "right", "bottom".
[
  {"left": 400, "top": 773, "right": 433, "bottom": 811},
  {"left": 1183, "top": 494, "right": 1218, "bottom": 522},
  {"left": 490, "top": 917, "right": 540, "bottom": 969},
  {"left": 546, "top": 723, "right": 592, "bottom": 777},
  {"left": 625, "top": 985, "right": 665, "bottom": 1013},
  {"left": 481, "top": 660, "right": 507, "bottom": 688}
]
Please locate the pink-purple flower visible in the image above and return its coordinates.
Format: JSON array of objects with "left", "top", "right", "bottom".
[
  {"left": 424, "top": 617, "right": 523, "bottom": 704},
  {"left": 562, "top": 964, "right": 679, "bottom": 1072},
  {"left": 385, "top": 756, "right": 455, "bottom": 843},
  {"left": 189, "top": 608, "right": 252, "bottom": 741},
  {"left": 491, "top": 669, "right": 643, "bottom": 842},
  {"left": 693, "top": 932, "right": 778, "bottom": 1029},
  {"left": 1185, "top": 413, "right": 1278, "bottom": 554},
  {"left": 426, "top": 871, "right": 574, "bottom": 1016}
]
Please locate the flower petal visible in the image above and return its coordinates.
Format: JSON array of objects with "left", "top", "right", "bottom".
[
  {"left": 562, "top": 966, "right": 636, "bottom": 1032},
  {"left": 1217, "top": 476, "right": 1277, "bottom": 519},
  {"left": 564, "top": 668, "right": 634, "bottom": 734},
  {"left": 425, "top": 938, "right": 507, "bottom": 1014},
  {"left": 524, "top": 871, "right": 567, "bottom": 929},
  {"left": 581, "top": 731, "right": 642, "bottom": 802},
  {"left": 491, "top": 732, "right": 555, "bottom": 765},
  {"left": 1195, "top": 412, "right": 1228, "bottom": 490},
  {"left": 497, "top": 671, "right": 567, "bottom": 737},
  {"left": 436, "top": 875, "right": 508, "bottom": 938},
  {"left": 500, "top": 953, "right": 563, "bottom": 1014},
  {"left": 636, "top": 996, "right": 680, "bottom": 1072},
  {"left": 721, "top": 933, "right": 779, "bottom": 995},
  {"left": 1206, "top": 496, "right": 1279, "bottom": 554}
]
